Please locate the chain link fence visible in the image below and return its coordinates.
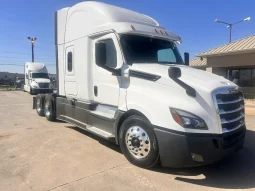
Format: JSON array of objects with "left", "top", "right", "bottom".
[{"left": 243, "top": 92, "right": 255, "bottom": 100}]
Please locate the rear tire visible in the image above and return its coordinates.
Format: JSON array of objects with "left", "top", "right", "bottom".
[
  {"left": 119, "top": 115, "right": 159, "bottom": 169},
  {"left": 44, "top": 94, "right": 56, "bottom": 121},
  {"left": 36, "top": 94, "right": 45, "bottom": 116}
]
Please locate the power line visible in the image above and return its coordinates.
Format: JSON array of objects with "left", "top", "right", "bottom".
[
  {"left": 0, "top": 52, "right": 31, "bottom": 56},
  {"left": 0, "top": 64, "right": 56, "bottom": 67},
  {"left": 0, "top": 60, "right": 26, "bottom": 63},
  {"left": 0, "top": 54, "right": 55, "bottom": 59},
  {"left": 0, "top": 64, "right": 23, "bottom": 66},
  {"left": 0, "top": 62, "right": 55, "bottom": 65},
  {"left": 0, "top": 60, "right": 54, "bottom": 64},
  {"left": 0, "top": 55, "right": 56, "bottom": 61}
]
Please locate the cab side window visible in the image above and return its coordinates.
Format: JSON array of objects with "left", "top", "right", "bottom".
[
  {"left": 67, "top": 52, "right": 73, "bottom": 72},
  {"left": 102, "top": 39, "right": 117, "bottom": 69}
]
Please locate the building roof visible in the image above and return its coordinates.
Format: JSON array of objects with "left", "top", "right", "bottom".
[
  {"left": 189, "top": 57, "right": 207, "bottom": 67},
  {"left": 197, "top": 35, "right": 255, "bottom": 57}
]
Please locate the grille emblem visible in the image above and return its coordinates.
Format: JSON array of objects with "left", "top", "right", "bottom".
[{"left": 228, "top": 87, "right": 240, "bottom": 94}]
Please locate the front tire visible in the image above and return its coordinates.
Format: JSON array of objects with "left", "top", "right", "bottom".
[
  {"left": 44, "top": 95, "right": 56, "bottom": 121},
  {"left": 119, "top": 115, "right": 159, "bottom": 168},
  {"left": 30, "top": 87, "right": 34, "bottom": 95}
]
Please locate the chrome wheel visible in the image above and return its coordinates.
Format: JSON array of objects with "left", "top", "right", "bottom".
[
  {"left": 36, "top": 98, "right": 41, "bottom": 112},
  {"left": 125, "top": 126, "right": 151, "bottom": 159},
  {"left": 44, "top": 100, "right": 51, "bottom": 117}
]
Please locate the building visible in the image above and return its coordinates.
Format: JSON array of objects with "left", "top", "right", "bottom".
[
  {"left": 0, "top": 72, "right": 24, "bottom": 80},
  {"left": 0, "top": 72, "right": 24, "bottom": 85},
  {"left": 190, "top": 35, "right": 255, "bottom": 99},
  {"left": 189, "top": 57, "right": 207, "bottom": 70}
]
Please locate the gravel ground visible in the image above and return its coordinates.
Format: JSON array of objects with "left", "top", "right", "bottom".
[{"left": 0, "top": 91, "right": 255, "bottom": 191}]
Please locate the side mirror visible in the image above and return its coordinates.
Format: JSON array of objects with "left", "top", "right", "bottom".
[
  {"left": 168, "top": 67, "right": 181, "bottom": 79},
  {"left": 184, "top": 52, "right": 189, "bottom": 66},
  {"left": 95, "top": 42, "right": 106, "bottom": 67}
]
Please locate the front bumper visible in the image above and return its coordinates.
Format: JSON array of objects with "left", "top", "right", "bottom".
[
  {"left": 154, "top": 126, "right": 245, "bottom": 168},
  {"left": 31, "top": 88, "right": 53, "bottom": 94}
]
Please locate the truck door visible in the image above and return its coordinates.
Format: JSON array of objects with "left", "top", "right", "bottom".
[
  {"left": 29, "top": 72, "right": 32, "bottom": 85},
  {"left": 93, "top": 33, "right": 123, "bottom": 107},
  {"left": 64, "top": 46, "right": 78, "bottom": 96}
]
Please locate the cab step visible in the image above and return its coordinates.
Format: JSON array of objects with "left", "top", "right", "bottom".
[
  {"left": 90, "top": 105, "right": 117, "bottom": 120},
  {"left": 86, "top": 125, "right": 115, "bottom": 140}
]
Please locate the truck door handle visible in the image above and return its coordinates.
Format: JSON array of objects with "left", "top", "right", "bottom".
[{"left": 94, "top": 86, "right": 98, "bottom": 97}]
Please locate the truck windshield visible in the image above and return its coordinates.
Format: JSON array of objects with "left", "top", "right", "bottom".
[
  {"left": 32, "top": 73, "right": 49, "bottom": 79},
  {"left": 120, "top": 34, "right": 184, "bottom": 65}
]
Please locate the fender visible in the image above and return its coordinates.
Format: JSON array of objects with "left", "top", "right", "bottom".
[
  {"left": 114, "top": 106, "right": 152, "bottom": 145},
  {"left": 126, "top": 103, "right": 153, "bottom": 123}
]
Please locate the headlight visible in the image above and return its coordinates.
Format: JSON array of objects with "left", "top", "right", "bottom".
[
  {"left": 170, "top": 108, "right": 208, "bottom": 130},
  {"left": 31, "top": 83, "right": 38, "bottom": 88}
]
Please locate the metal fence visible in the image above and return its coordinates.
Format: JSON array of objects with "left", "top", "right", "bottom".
[
  {"left": 243, "top": 92, "right": 255, "bottom": 100},
  {"left": 0, "top": 79, "right": 15, "bottom": 86}
]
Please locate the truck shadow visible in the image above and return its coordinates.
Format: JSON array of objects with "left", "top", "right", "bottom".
[
  {"left": 65, "top": 125, "right": 122, "bottom": 154},
  {"left": 65, "top": 124, "right": 255, "bottom": 189},
  {"left": 153, "top": 129, "right": 255, "bottom": 189}
]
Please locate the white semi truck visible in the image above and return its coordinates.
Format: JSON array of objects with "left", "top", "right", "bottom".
[
  {"left": 24, "top": 62, "right": 53, "bottom": 95},
  {"left": 33, "top": 2, "right": 245, "bottom": 168}
]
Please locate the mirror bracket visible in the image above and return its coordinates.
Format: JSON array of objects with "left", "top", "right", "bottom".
[{"left": 168, "top": 67, "right": 196, "bottom": 97}]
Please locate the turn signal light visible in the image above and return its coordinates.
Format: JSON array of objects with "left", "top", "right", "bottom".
[{"left": 171, "top": 110, "right": 184, "bottom": 127}]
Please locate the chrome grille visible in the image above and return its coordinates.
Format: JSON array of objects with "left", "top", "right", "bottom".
[
  {"left": 38, "top": 83, "right": 49, "bottom": 88},
  {"left": 214, "top": 88, "right": 245, "bottom": 133},
  {"left": 222, "top": 126, "right": 245, "bottom": 149}
]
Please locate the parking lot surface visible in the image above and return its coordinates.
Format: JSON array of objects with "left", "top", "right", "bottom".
[{"left": 1, "top": 91, "right": 255, "bottom": 191}]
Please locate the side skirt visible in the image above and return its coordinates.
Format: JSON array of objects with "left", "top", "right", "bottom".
[{"left": 56, "top": 97, "right": 124, "bottom": 141}]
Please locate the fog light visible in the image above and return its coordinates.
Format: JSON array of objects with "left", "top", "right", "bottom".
[{"left": 191, "top": 153, "right": 204, "bottom": 163}]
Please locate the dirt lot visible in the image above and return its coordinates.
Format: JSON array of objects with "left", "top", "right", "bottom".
[
  {"left": 245, "top": 100, "right": 255, "bottom": 115},
  {"left": 1, "top": 91, "right": 255, "bottom": 191}
]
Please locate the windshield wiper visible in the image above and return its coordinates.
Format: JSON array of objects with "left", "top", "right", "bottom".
[{"left": 158, "top": 61, "right": 176, "bottom": 64}]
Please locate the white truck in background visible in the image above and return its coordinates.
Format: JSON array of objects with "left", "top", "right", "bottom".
[
  {"left": 23, "top": 62, "right": 53, "bottom": 95},
  {"left": 33, "top": 1, "right": 245, "bottom": 168}
]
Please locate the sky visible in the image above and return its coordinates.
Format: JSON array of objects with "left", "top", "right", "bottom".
[{"left": 0, "top": 0, "right": 254, "bottom": 74}]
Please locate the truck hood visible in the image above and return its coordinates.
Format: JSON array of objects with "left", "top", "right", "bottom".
[
  {"left": 33, "top": 78, "right": 50, "bottom": 83},
  {"left": 130, "top": 63, "right": 236, "bottom": 93}
]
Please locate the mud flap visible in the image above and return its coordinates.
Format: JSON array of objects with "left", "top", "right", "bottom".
[{"left": 32, "top": 96, "right": 37, "bottom": 109}]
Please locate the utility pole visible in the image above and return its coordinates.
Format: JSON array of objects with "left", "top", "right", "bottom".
[
  {"left": 27, "top": 37, "right": 37, "bottom": 62},
  {"left": 214, "top": 17, "right": 251, "bottom": 43}
]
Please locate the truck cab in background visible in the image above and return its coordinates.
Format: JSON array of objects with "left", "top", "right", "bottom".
[
  {"left": 24, "top": 62, "right": 53, "bottom": 95},
  {"left": 34, "top": 2, "right": 245, "bottom": 168}
]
